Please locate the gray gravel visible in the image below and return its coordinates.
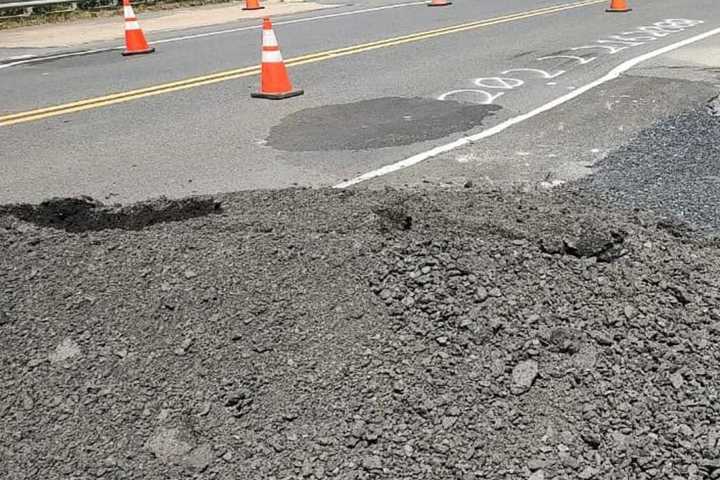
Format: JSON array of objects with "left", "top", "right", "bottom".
[
  {"left": 569, "top": 99, "right": 720, "bottom": 233},
  {"left": 2, "top": 187, "right": 720, "bottom": 479}
]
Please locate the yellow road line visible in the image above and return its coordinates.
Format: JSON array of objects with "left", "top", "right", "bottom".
[{"left": 0, "top": 0, "right": 605, "bottom": 127}]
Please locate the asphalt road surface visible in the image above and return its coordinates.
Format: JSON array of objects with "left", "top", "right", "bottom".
[
  {"left": 3, "top": 3, "right": 720, "bottom": 477},
  {"left": 1, "top": 0, "right": 720, "bottom": 203}
]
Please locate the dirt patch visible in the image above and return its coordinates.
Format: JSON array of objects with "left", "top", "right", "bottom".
[{"left": 0, "top": 195, "right": 221, "bottom": 231}]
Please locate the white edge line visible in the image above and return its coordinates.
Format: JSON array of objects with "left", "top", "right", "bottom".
[
  {"left": 0, "top": 1, "right": 425, "bottom": 71},
  {"left": 153, "top": 1, "right": 426, "bottom": 44},
  {"left": 333, "top": 25, "right": 720, "bottom": 189},
  {"left": 0, "top": 47, "right": 120, "bottom": 70}
]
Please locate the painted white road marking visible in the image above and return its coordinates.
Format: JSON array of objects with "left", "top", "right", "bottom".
[
  {"left": 537, "top": 54, "right": 596, "bottom": 65},
  {"left": 437, "top": 89, "right": 504, "bottom": 104},
  {"left": 437, "top": 19, "right": 702, "bottom": 105},
  {"left": 571, "top": 44, "right": 629, "bottom": 54},
  {"left": 608, "top": 34, "right": 653, "bottom": 44},
  {"left": 501, "top": 68, "right": 566, "bottom": 79},
  {"left": 335, "top": 26, "right": 720, "bottom": 189},
  {"left": 0, "top": 1, "right": 426, "bottom": 71},
  {"left": 613, "top": 32, "right": 659, "bottom": 42},
  {"left": 4, "top": 54, "right": 36, "bottom": 61},
  {"left": 151, "top": 1, "right": 427, "bottom": 44},
  {"left": 474, "top": 77, "right": 525, "bottom": 89},
  {"left": 597, "top": 38, "right": 644, "bottom": 47},
  {"left": 0, "top": 47, "right": 121, "bottom": 71},
  {"left": 638, "top": 26, "right": 673, "bottom": 37}
]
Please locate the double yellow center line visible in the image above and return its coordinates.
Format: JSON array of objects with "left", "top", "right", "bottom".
[{"left": 0, "top": 0, "right": 605, "bottom": 127}]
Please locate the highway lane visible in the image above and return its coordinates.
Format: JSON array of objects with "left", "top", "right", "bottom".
[
  {"left": 1, "top": 0, "right": 720, "bottom": 203},
  {"left": 0, "top": 0, "right": 599, "bottom": 112},
  {"left": 0, "top": 0, "right": 418, "bottom": 68}
]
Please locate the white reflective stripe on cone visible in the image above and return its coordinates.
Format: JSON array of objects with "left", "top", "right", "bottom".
[
  {"left": 123, "top": 6, "right": 134, "bottom": 17},
  {"left": 125, "top": 21, "right": 141, "bottom": 30},
  {"left": 262, "top": 29, "right": 279, "bottom": 47},
  {"left": 261, "top": 50, "right": 283, "bottom": 63}
]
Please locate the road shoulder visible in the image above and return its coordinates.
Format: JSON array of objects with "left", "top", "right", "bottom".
[{"left": 0, "top": 0, "right": 335, "bottom": 49}]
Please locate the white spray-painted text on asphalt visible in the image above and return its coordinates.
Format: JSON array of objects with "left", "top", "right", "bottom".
[{"left": 438, "top": 19, "right": 704, "bottom": 104}]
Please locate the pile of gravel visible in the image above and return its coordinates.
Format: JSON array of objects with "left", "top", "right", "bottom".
[{"left": 1, "top": 188, "right": 719, "bottom": 480}]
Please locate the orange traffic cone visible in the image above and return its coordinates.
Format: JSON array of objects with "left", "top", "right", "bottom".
[
  {"left": 122, "top": 0, "right": 154, "bottom": 56},
  {"left": 428, "top": 0, "right": 452, "bottom": 7},
  {"left": 606, "top": 0, "right": 631, "bottom": 12},
  {"left": 243, "top": 0, "right": 264, "bottom": 10},
  {"left": 251, "top": 18, "right": 303, "bottom": 100}
]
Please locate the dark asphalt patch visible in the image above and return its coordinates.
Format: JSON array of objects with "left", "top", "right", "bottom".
[{"left": 267, "top": 96, "right": 500, "bottom": 151}]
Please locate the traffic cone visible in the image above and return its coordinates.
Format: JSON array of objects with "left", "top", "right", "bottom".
[
  {"left": 243, "top": 0, "right": 264, "bottom": 10},
  {"left": 251, "top": 18, "right": 303, "bottom": 100},
  {"left": 428, "top": 0, "right": 452, "bottom": 7},
  {"left": 122, "top": 0, "right": 154, "bottom": 56},
  {"left": 606, "top": 0, "right": 631, "bottom": 12}
]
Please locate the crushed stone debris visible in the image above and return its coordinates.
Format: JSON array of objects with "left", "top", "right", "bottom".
[
  {"left": 569, "top": 104, "right": 720, "bottom": 233},
  {"left": 2, "top": 187, "right": 720, "bottom": 479},
  {"left": 48, "top": 337, "right": 82, "bottom": 364}
]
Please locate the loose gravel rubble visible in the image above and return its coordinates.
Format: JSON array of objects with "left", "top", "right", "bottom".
[
  {"left": 1, "top": 187, "right": 719, "bottom": 480},
  {"left": 573, "top": 99, "right": 720, "bottom": 233}
]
